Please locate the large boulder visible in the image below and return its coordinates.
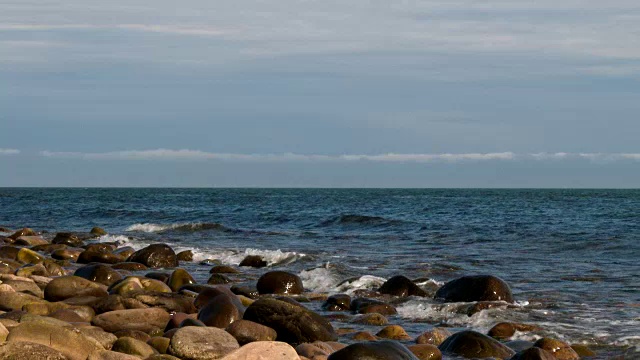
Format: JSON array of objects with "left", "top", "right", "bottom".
[
  {"left": 238, "top": 255, "right": 267, "bottom": 268},
  {"left": 256, "top": 271, "right": 304, "bottom": 295},
  {"left": 328, "top": 340, "right": 419, "bottom": 360},
  {"left": 434, "top": 275, "right": 514, "bottom": 303},
  {"left": 44, "top": 275, "right": 108, "bottom": 302},
  {"left": 127, "top": 244, "right": 178, "bottom": 268},
  {"left": 322, "top": 294, "right": 351, "bottom": 311},
  {"left": 75, "top": 264, "right": 124, "bottom": 286},
  {"left": 92, "top": 308, "right": 170, "bottom": 333},
  {"left": 7, "top": 321, "right": 103, "bottom": 360},
  {"left": 378, "top": 275, "right": 428, "bottom": 297},
  {"left": 222, "top": 341, "right": 298, "bottom": 360},
  {"left": 438, "top": 330, "right": 515, "bottom": 359},
  {"left": 53, "top": 232, "right": 85, "bottom": 247},
  {"left": 243, "top": 298, "right": 337, "bottom": 344},
  {"left": 168, "top": 326, "right": 239, "bottom": 360},
  {"left": 0, "top": 341, "right": 69, "bottom": 360}
]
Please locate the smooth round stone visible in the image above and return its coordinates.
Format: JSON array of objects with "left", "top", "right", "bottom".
[
  {"left": 322, "top": 294, "right": 351, "bottom": 311},
  {"left": 533, "top": 338, "right": 579, "bottom": 360},
  {"left": 16, "top": 248, "right": 44, "bottom": 264},
  {"left": 111, "top": 262, "right": 148, "bottom": 271},
  {"left": 378, "top": 275, "right": 428, "bottom": 297},
  {"left": 0, "top": 341, "right": 68, "bottom": 360},
  {"left": 510, "top": 347, "right": 556, "bottom": 360},
  {"left": 168, "top": 326, "right": 239, "bottom": 360},
  {"left": 435, "top": 275, "right": 514, "bottom": 303},
  {"left": 238, "top": 255, "right": 267, "bottom": 268},
  {"left": 176, "top": 250, "right": 193, "bottom": 262},
  {"left": 210, "top": 265, "right": 240, "bottom": 274},
  {"left": 44, "top": 275, "right": 108, "bottom": 302},
  {"left": 197, "top": 294, "right": 241, "bottom": 328},
  {"left": 92, "top": 308, "right": 170, "bottom": 333},
  {"left": 128, "top": 244, "right": 178, "bottom": 269},
  {"left": 168, "top": 268, "right": 196, "bottom": 292},
  {"left": 225, "top": 319, "right": 277, "bottom": 345},
  {"left": 415, "top": 328, "right": 452, "bottom": 346},
  {"left": 224, "top": 341, "right": 299, "bottom": 360},
  {"left": 328, "top": 340, "right": 419, "bottom": 360},
  {"left": 75, "top": 263, "right": 124, "bottom": 286},
  {"left": 256, "top": 271, "right": 304, "bottom": 295},
  {"left": 376, "top": 325, "right": 411, "bottom": 340},
  {"left": 90, "top": 227, "right": 107, "bottom": 236},
  {"left": 207, "top": 273, "right": 231, "bottom": 285},
  {"left": 111, "top": 337, "right": 158, "bottom": 358},
  {"left": 438, "top": 330, "right": 515, "bottom": 360},
  {"left": 350, "top": 298, "right": 397, "bottom": 315},
  {"left": 148, "top": 337, "right": 170, "bottom": 354}
]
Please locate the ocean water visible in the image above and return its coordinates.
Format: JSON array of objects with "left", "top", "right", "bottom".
[{"left": 0, "top": 188, "right": 638, "bottom": 358}]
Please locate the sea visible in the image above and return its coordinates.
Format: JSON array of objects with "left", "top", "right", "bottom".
[{"left": 0, "top": 188, "right": 638, "bottom": 358}]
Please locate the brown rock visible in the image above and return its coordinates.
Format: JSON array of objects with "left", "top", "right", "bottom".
[
  {"left": 168, "top": 326, "right": 239, "bottom": 359},
  {"left": 225, "top": 320, "right": 277, "bottom": 345},
  {"left": 92, "top": 308, "right": 170, "bottom": 333},
  {"left": 376, "top": 325, "right": 412, "bottom": 340},
  {"left": 239, "top": 255, "right": 267, "bottom": 268},
  {"left": 222, "top": 341, "right": 298, "bottom": 360},
  {"left": 44, "top": 275, "right": 108, "bottom": 302},
  {"left": 415, "top": 328, "right": 452, "bottom": 346},
  {"left": 407, "top": 344, "right": 442, "bottom": 360},
  {"left": 127, "top": 244, "right": 178, "bottom": 269},
  {"left": 435, "top": 275, "right": 514, "bottom": 303},
  {"left": 198, "top": 294, "right": 241, "bottom": 328},
  {"left": 111, "top": 337, "right": 157, "bottom": 358},
  {"left": 533, "top": 338, "right": 579, "bottom": 360},
  {"left": 438, "top": 330, "right": 515, "bottom": 360},
  {"left": 0, "top": 341, "right": 69, "bottom": 360}
]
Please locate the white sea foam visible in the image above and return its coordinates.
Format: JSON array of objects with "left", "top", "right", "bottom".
[
  {"left": 334, "top": 275, "right": 387, "bottom": 294},
  {"left": 300, "top": 265, "right": 339, "bottom": 293},
  {"left": 126, "top": 223, "right": 177, "bottom": 232},
  {"left": 193, "top": 248, "right": 306, "bottom": 266}
]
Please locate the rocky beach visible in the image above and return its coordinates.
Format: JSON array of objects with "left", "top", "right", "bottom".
[{"left": 0, "top": 223, "right": 635, "bottom": 360}]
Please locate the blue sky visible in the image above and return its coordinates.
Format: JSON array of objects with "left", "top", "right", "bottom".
[{"left": 1, "top": 0, "right": 640, "bottom": 187}]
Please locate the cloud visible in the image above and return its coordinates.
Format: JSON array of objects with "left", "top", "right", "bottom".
[
  {"left": 0, "top": 149, "right": 20, "bottom": 155},
  {"left": 0, "top": 23, "right": 227, "bottom": 37},
  {"left": 38, "top": 149, "right": 640, "bottom": 163}
]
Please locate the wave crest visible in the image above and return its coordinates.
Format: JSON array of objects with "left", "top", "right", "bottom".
[{"left": 126, "top": 222, "right": 236, "bottom": 233}]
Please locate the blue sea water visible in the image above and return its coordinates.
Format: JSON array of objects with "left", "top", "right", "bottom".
[{"left": 0, "top": 188, "right": 638, "bottom": 357}]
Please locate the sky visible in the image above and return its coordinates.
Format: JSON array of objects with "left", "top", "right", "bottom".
[{"left": 1, "top": 0, "right": 640, "bottom": 187}]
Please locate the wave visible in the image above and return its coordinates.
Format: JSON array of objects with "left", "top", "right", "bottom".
[
  {"left": 126, "top": 222, "right": 238, "bottom": 233},
  {"left": 319, "top": 214, "right": 404, "bottom": 227},
  {"left": 196, "top": 248, "right": 307, "bottom": 267}
]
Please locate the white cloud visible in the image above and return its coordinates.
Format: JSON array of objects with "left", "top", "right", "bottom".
[
  {"left": 0, "top": 149, "right": 20, "bottom": 155},
  {"left": 0, "top": 23, "right": 227, "bottom": 37},
  {"left": 38, "top": 149, "right": 640, "bottom": 163}
]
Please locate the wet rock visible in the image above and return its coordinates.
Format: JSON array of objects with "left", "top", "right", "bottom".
[
  {"left": 92, "top": 308, "right": 170, "bottom": 333},
  {"left": 224, "top": 341, "right": 299, "bottom": 360},
  {"left": 14, "top": 236, "right": 48, "bottom": 246},
  {"left": 129, "top": 291, "right": 196, "bottom": 313},
  {"left": 7, "top": 321, "right": 102, "bottom": 360},
  {"left": 108, "top": 276, "right": 172, "bottom": 296},
  {"left": 52, "top": 247, "right": 83, "bottom": 261},
  {"left": 350, "top": 313, "right": 388, "bottom": 326},
  {"left": 0, "top": 291, "right": 45, "bottom": 311},
  {"left": 148, "top": 337, "right": 171, "bottom": 354},
  {"left": 176, "top": 250, "right": 193, "bottom": 262},
  {"left": 42, "top": 259, "right": 66, "bottom": 276},
  {"left": 435, "top": 275, "right": 514, "bottom": 303},
  {"left": 111, "top": 337, "right": 157, "bottom": 358},
  {"left": 168, "top": 268, "right": 195, "bottom": 292},
  {"left": 210, "top": 265, "right": 240, "bottom": 274},
  {"left": 379, "top": 275, "right": 428, "bottom": 297},
  {"left": 350, "top": 298, "right": 397, "bottom": 315},
  {"left": 91, "top": 227, "right": 107, "bottom": 236},
  {"left": 415, "top": 328, "right": 452, "bottom": 346},
  {"left": 225, "top": 319, "right": 277, "bottom": 345},
  {"left": 113, "top": 247, "right": 136, "bottom": 259},
  {"left": 239, "top": 255, "right": 267, "bottom": 268},
  {"left": 509, "top": 347, "right": 556, "bottom": 360},
  {"left": 168, "top": 326, "right": 239, "bottom": 360},
  {"left": 88, "top": 350, "right": 140, "bottom": 360},
  {"left": 77, "top": 250, "right": 124, "bottom": 265},
  {"left": 128, "top": 244, "right": 178, "bottom": 269},
  {"left": 257, "top": 271, "right": 304, "bottom": 295},
  {"left": 79, "top": 326, "right": 119, "bottom": 351},
  {"left": 197, "top": 294, "right": 241, "bottom": 328},
  {"left": 328, "top": 340, "right": 419, "bottom": 360},
  {"left": 0, "top": 246, "right": 21, "bottom": 260},
  {"left": 75, "top": 264, "right": 124, "bottom": 287},
  {"left": 377, "top": 325, "right": 412, "bottom": 340},
  {"left": 146, "top": 272, "right": 171, "bottom": 283},
  {"left": 533, "top": 338, "right": 579, "bottom": 360},
  {"left": 488, "top": 322, "right": 541, "bottom": 340},
  {"left": 570, "top": 344, "right": 596, "bottom": 357},
  {"left": 53, "top": 232, "right": 84, "bottom": 247},
  {"left": 111, "top": 262, "right": 148, "bottom": 271},
  {"left": 407, "top": 344, "right": 442, "bottom": 360},
  {"left": 179, "top": 318, "right": 206, "bottom": 327},
  {"left": 8, "top": 228, "right": 37, "bottom": 240},
  {"left": 49, "top": 309, "right": 89, "bottom": 323},
  {"left": 207, "top": 273, "right": 231, "bottom": 285},
  {"left": 322, "top": 294, "right": 351, "bottom": 311},
  {"left": 114, "top": 329, "right": 151, "bottom": 342},
  {"left": 16, "top": 248, "right": 44, "bottom": 264},
  {"left": 0, "top": 341, "right": 69, "bottom": 360},
  {"left": 194, "top": 285, "right": 245, "bottom": 314},
  {"left": 243, "top": 298, "right": 337, "bottom": 344},
  {"left": 44, "top": 275, "right": 108, "bottom": 302},
  {"left": 351, "top": 331, "right": 378, "bottom": 341},
  {"left": 438, "top": 330, "right": 515, "bottom": 359}
]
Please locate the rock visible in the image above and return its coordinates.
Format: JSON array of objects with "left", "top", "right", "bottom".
[
  {"left": 111, "top": 262, "right": 148, "bottom": 271},
  {"left": 351, "top": 331, "right": 377, "bottom": 341},
  {"left": 509, "top": 347, "right": 556, "bottom": 360},
  {"left": 14, "top": 263, "right": 48, "bottom": 277},
  {"left": 243, "top": 298, "right": 337, "bottom": 344},
  {"left": 407, "top": 344, "right": 442, "bottom": 360},
  {"left": 350, "top": 298, "right": 397, "bottom": 315},
  {"left": 53, "top": 233, "right": 84, "bottom": 247},
  {"left": 42, "top": 259, "right": 66, "bottom": 276},
  {"left": 207, "top": 274, "right": 231, "bottom": 285},
  {"left": 225, "top": 320, "right": 277, "bottom": 345},
  {"left": 210, "top": 265, "right": 240, "bottom": 274},
  {"left": 168, "top": 268, "right": 196, "bottom": 292},
  {"left": 570, "top": 344, "right": 596, "bottom": 357},
  {"left": 75, "top": 264, "right": 124, "bottom": 286},
  {"left": 532, "top": 338, "right": 579, "bottom": 360},
  {"left": 114, "top": 329, "right": 151, "bottom": 342},
  {"left": 113, "top": 247, "right": 136, "bottom": 259},
  {"left": 128, "top": 291, "right": 196, "bottom": 313},
  {"left": 257, "top": 271, "right": 304, "bottom": 295},
  {"left": 296, "top": 342, "right": 332, "bottom": 358},
  {"left": 350, "top": 313, "right": 388, "bottom": 326},
  {"left": 230, "top": 285, "right": 259, "bottom": 299},
  {"left": 322, "top": 294, "right": 351, "bottom": 311},
  {"left": 176, "top": 250, "right": 193, "bottom": 262},
  {"left": 147, "top": 355, "right": 181, "bottom": 360},
  {"left": 194, "top": 286, "right": 245, "bottom": 314},
  {"left": 88, "top": 350, "right": 140, "bottom": 360},
  {"left": 8, "top": 228, "right": 37, "bottom": 240},
  {"left": 92, "top": 308, "right": 170, "bottom": 333},
  {"left": 108, "top": 276, "right": 172, "bottom": 296},
  {"left": 435, "top": 275, "right": 514, "bottom": 303},
  {"left": 168, "top": 326, "right": 239, "bottom": 360},
  {"left": 179, "top": 318, "right": 206, "bottom": 327},
  {"left": 328, "top": 340, "right": 419, "bottom": 360},
  {"left": 111, "top": 337, "right": 157, "bottom": 358},
  {"left": 91, "top": 227, "right": 108, "bottom": 236},
  {"left": 128, "top": 244, "right": 178, "bottom": 269},
  {"left": 415, "top": 328, "right": 452, "bottom": 346},
  {"left": 379, "top": 275, "right": 428, "bottom": 297},
  {"left": 223, "top": 341, "right": 299, "bottom": 360},
  {"left": 14, "top": 236, "right": 48, "bottom": 246},
  {"left": 489, "top": 322, "right": 541, "bottom": 340},
  {"left": 77, "top": 250, "right": 124, "bottom": 264},
  {"left": 7, "top": 320, "right": 102, "bottom": 360},
  {"left": 0, "top": 341, "right": 69, "bottom": 360},
  {"left": 49, "top": 309, "right": 89, "bottom": 323},
  {"left": 438, "top": 330, "right": 515, "bottom": 359},
  {"left": 52, "top": 248, "right": 83, "bottom": 261},
  {"left": 16, "top": 248, "right": 44, "bottom": 264},
  {"left": 197, "top": 293, "right": 241, "bottom": 328},
  {"left": 78, "top": 326, "right": 118, "bottom": 350},
  {"left": 376, "top": 325, "right": 412, "bottom": 340},
  {"left": 0, "top": 246, "right": 21, "bottom": 260},
  {"left": 148, "top": 337, "right": 171, "bottom": 354},
  {"left": 239, "top": 255, "right": 267, "bottom": 268},
  {"left": 0, "top": 322, "right": 8, "bottom": 341},
  {"left": 44, "top": 275, "right": 108, "bottom": 302},
  {"left": 0, "top": 291, "right": 45, "bottom": 311}
]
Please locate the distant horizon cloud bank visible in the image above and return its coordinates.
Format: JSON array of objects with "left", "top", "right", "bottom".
[
  {"left": 37, "top": 149, "right": 640, "bottom": 163},
  {"left": 0, "top": 149, "right": 20, "bottom": 155}
]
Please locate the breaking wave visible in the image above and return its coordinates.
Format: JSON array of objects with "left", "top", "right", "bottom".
[{"left": 126, "top": 222, "right": 237, "bottom": 233}]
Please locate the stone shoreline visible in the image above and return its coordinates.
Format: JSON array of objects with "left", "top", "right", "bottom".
[{"left": 0, "top": 226, "right": 612, "bottom": 359}]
